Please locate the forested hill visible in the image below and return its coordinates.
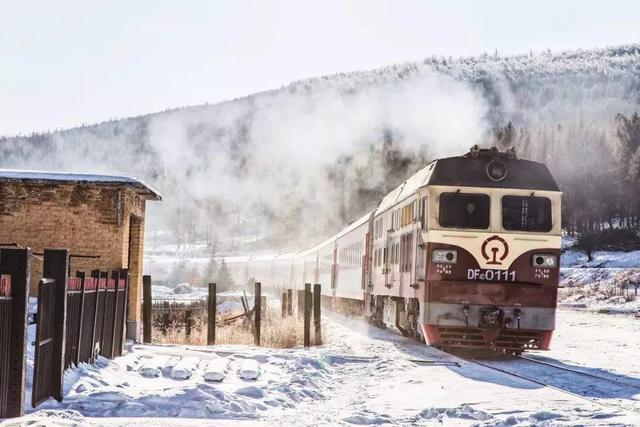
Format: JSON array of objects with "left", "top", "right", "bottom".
[{"left": 2, "top": 45, "right": 640, "bottom": 249}]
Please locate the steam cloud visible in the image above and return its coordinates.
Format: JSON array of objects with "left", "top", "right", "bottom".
[{"left": 1, "top": 71, "right": 489, "bottom": 249}]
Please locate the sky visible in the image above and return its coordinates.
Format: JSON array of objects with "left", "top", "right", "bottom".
[{"left": 2, "top": 0, "right": 639, "bottom": 136}]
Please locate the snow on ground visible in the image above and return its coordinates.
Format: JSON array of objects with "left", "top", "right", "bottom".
[
  {"left": 559, "top": 243, "right": 640, "bottom": 315},
  {"left": 151, "top": 284, "right": 209, "bottom": 301},
  {"left": 562, "top": 249, "right": 640, "bottom": 268},
  {"left": 5, "top": 310, "right": 640, "bottom": 426},
  {"left": 537, "top": 309, "right": 640, "bottom": 381},
  {"left": 559, "top": 267, "right": 640, "bottom": 314},
  {"left": 151, "top": 285, "right": 244, "bottom": 314}
]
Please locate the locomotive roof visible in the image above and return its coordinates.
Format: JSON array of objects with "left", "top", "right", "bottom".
[
  {"left": 429, "top": 155, "right": 559, "bottom": 191},
  {"left": 376, "top": 152, "right": 559, "bottom": 213}
]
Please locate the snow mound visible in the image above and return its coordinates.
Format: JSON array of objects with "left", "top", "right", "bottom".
[
  {"left": 171, "top": 357, "right": 199, "bottom": 379},
  {"left": 138, "top": 355, "right": 169, "bottom": 378},
  {"left": 204, "top": 358, "right": 230, "bottom": 382},
  {"left": 419, "top": 404, "right": 492, "bottom": 422},
  {"left": 173, "top": 283, "right": 194, "bottom": 295},
  {"left": 238, "top": 359, "right": 261, "bottom": 380}
]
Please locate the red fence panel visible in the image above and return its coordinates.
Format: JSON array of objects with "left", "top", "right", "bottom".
[
  {"left": 32, "top": 279, "right": 55, "bottom": 407},
  {"left": 64, "top": 276, "right": 84, "bottom": 369},
  {"left": 100, "top": 273, "right": 118, "bottom": 358},
  {"left": 78, "top": 277, "right": 97, "bottom": 363},
  {"left": 113, "top": 270, "right": 129, "bottom": 357},
  {"left": 92, "top": 271, "right": 107, "bottom": 361}
]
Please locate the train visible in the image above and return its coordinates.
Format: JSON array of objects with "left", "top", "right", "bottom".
[{"left": 227, "top": 146, "right": 561, "bottom": 353}]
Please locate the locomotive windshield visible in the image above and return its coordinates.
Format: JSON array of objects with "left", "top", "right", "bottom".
[
  {"left": 502, "top": 195, "right": 552, "bottom": 232},
  {"left": 438, "top": 193, "right": 490, "bottom": 229}
]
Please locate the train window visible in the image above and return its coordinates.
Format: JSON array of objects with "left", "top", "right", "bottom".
[
  {"left": 502, "top": 196, "right": 552, "bottom": 232},
  {"left": 439, "top": 193, "right": 490, "bottom": 229}
]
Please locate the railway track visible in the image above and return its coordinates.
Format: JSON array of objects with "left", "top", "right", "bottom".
[
  {"left": 518, "top": 355, "right": 640, "bottom": 392},
  {"left": 455, "top": 352, "right": 640, "bottom": 415}
]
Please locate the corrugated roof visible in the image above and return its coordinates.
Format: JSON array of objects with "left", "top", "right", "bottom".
[{"left": 0, "top": 169, "right": 162, "bottom": 201}]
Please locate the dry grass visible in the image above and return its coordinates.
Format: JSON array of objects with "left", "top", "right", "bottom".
[{"left": 151, "top": 307, "right": 324, "bottom": 348}]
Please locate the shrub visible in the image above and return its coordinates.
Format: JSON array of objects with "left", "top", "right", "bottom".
[
  {"left": 151, "top": 307, "right": 324, "bottom": 348},
  {"left": 575, "top": 228, "right": 640, "bottom": 261}
]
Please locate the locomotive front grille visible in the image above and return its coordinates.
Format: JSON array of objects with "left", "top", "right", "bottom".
[{"left": 437, "top": 326, "right": 542, "bottom": 351}]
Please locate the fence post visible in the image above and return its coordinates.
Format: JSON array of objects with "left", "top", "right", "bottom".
[
  {"left": 142, "top": 276, "right": 152, "bottom": 343},
  {"left": 0, "top": 248, "right": 31, "bottom": 418},
  {"left": 304, "top": 283, "right": 311, "bottom": 347},
  {"left": 287, "top": 289, "right": 293, "bottom": 316},
  {"left": 281, "top": 292, "right": 287, "bottom": 318},
  {"left": 161, "top": 301, "right": 169, "bottom": 335},
  {"left": 113, "top": 269, "right": 128, "bottom": 357},
  {"left": 185, "top": 310, "right": 192, "bottom": 339},
  {"left": 103, "top": 270, "right": 120, "bottom": 359},
  {"left": 313, "top": 284, "right": 321, "bottom": 345},
  {"left": 207, "top": 283, "right": 216, "bottom": 345},
  {"left": 298, "top": 287, "right": 306, "bottom": 318},
  {"left": 254, "top": 282, "right": 261, "bottom": 346},
  {"left": 43, "top": 248, "right": 69, "bottom": 402},
  {"left": 75, "top": 271, "right": 86, "bottom": 366}
]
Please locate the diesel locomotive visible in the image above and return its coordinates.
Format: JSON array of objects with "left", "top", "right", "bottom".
[{"left": 229, "top": 146, "right": 561, "bottom": 353}]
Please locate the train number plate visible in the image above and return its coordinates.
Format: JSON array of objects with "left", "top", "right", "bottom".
[{"left": 467, "top": 269, "right": 516, "bottom": 282}]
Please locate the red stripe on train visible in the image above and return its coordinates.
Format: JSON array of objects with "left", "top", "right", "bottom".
[{"left": 425, "top": 281, "right": 557, "bottom": 308}]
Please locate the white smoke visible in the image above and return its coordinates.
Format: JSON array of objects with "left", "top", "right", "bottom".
[
  {"left": 143, "top": 71, "right": 489, "bottom": 241},
  {"left": 1, "top": 70, "right": 490, "bottom": 248}
]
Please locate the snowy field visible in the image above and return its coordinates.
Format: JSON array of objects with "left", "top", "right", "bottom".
[
  {"left": 559, "top": 249, "right": 640, "bottom": 315},
  {"left": 4, "top": 309, "right": 640, "bottom": 426}
]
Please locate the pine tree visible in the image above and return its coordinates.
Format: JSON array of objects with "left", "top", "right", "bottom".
[{"left": 216, "top": 258, "right": 235, "bottom": 292}]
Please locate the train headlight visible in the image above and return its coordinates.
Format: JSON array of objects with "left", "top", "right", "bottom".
[
  {"left": 532, "top": 254, "right": 557, "bottom": 268},
  {"left": 432, "top": 249, "right": 457, "bottom": 264},
  {"left": 486, "top": 159, "right": 508, "bottom": 182}
]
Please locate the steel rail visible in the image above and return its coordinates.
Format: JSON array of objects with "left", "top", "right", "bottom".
[
  {"left": 456, "top": 355, "right": 640, "bottom": 415},
  {"left": 518, "top": 355, "right": 640, "bottom": 391}
]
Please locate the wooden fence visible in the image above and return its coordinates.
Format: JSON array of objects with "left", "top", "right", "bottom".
[
  {"left": 0, "top": 248, "right": 30, "bottom": 419},
  {"left": 141, "top": 278, "right": 322, "bottom": 348},
  {"left": 0, "top": 246, "right": 324, "bottom": 419},
  {"left": 32, "top": 249, "right": 130, "bottom": 407},
  {"left": 0, "top": 246, "right": 130, "bottom": 416}
]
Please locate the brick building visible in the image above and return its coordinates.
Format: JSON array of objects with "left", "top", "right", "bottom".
[{"left": 0, "top": 170, "right": 161, "bottom": 340}]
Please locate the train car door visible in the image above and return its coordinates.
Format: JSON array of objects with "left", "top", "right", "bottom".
[
  {"left": 362, "top": 233, "right": 370, "bottom": 290},
  {"left": 384, "top": 233, "right": 390, "bottom": 291},
  {"left": 390, "top": 236, "right": 399, "bottom": 292}
]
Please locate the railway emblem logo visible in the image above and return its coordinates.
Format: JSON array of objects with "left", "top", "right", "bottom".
[{"left": 481, "top": 235, "right": 509, "bottom": 265}]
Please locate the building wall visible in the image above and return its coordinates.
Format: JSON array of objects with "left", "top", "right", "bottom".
[{"left": 0, "top": 182, "right": 146, "bottom": 326}]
